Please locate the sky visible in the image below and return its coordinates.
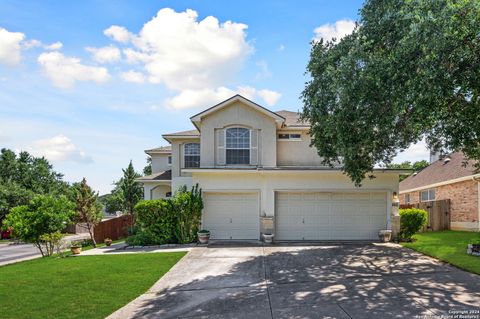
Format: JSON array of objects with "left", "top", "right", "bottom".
[{"left": 0, "top": 0, "right": 429, "bottom": 194}]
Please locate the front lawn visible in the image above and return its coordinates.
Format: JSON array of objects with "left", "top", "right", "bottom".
[
  {"left": 0, "top": 252, "right": 186, "bottom": 319},
  {"left": 401, "top": 230, "right": 480, "bottom": 275}
]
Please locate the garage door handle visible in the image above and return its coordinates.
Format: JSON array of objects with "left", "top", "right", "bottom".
[
  {"left": 302, "top": 218, "right": 305, "bottom": 224},
  {"left": 230, "top": 218, "right": 232, "bottom": 223}
]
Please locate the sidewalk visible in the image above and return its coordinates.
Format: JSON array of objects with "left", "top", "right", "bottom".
[{"left": 78, "top": 242, "right": 195, "bottom": 256}]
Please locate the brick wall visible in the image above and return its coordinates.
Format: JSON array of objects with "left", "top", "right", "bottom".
[{"left": 400, "top": 180, "right": 479, "bottom": 227}]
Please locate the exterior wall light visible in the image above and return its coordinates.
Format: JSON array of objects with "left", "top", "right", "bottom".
[{"left": 392, "top": 192, "right": 400, "bottom": 207}]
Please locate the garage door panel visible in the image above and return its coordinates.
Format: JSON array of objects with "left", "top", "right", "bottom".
[
  {"left": 276, "top": 191, "right": 387, "bottom": 241},
  {"left": 203, "top": 192, "right": 259, "bottom": 240}
]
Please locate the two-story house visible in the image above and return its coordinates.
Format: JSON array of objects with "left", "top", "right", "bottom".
[{"left": 137, "top": 95, "right": 406, "bottom": 241}]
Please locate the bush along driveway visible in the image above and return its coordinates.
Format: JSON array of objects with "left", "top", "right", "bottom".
[
  {"left": 0, "top": 252, "right": 186, "bottom": 319},
  {"left": 401, "top": 230, "right": 480, "bottom": 275},
  {"left": 108, "top": 243, "right": 480, "bottom": 319}
]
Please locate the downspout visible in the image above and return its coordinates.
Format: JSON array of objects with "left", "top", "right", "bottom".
[{"left": 475, "top": 176, "right": 480, "bottom": 231}]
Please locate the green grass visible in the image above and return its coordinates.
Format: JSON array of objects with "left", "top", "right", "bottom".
[
  {"left": 401, "top": 230, "right": 480, "bottom": 274},
  {"left": 0, "top": 252, "right": 186, "bottom": 319}
]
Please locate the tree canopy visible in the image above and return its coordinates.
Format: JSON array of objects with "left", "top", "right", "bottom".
[
  {"left": 0, "top": 149, "right": 71, "bottom": 221},
  {"left": 386, "top": 160, "right": 429, "bottom": 181},
  {"left": 302, "top": 0, "right": 480, "bottom": 185}
]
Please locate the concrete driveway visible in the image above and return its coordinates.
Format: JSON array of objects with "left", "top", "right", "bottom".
[{"left": 108, "top": 243, "right": 480, "bottom": 319}]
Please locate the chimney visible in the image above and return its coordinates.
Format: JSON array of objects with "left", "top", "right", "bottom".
[{"left": 429, "top": 150, "right": 444, "bottom": 163}]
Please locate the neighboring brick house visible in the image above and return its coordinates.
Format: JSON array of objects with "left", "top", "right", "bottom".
[{"left": 399, "top": 152, "right": 480, "bottom": 231}]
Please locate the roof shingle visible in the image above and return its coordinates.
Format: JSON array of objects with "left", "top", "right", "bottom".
[
  {"left": 136, "top": 170, "right": 172, "bottom": 181},
  {"left": 275, "top": 110, "right": 309, "bottom": 127},
  {"left": 399, "top": 152, "right": 478, "bottom": 191}
]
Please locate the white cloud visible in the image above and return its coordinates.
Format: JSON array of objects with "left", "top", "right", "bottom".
[
  {"left": 0, "top": 27, "right": 25, "bottom": 65},
  {"left": 104, "top": 25, "right": 133, "bottom": 43},
  {"left": 105, "top": 8, "right": 252, "bottom": 91},
  {"left": 278, "top": 44, "right": 285, "bottom": 51},
  {"left": 86, "top": 45, "right": 121, "bottom": 63},
  {"left": 257, "top": 89, "right": 282, "bottom": 106},
  {"left": 22, "top": 39, "right": 63, "bottom": 50},
  {"left": 23, "top": 39, "right": 42, "bottom": 49},
  {"left": 120, "top": 70, "right": 146, "bottom": 83},
  {"left": 255, "top": 60, "right": 271, "bottom": 80},
  {"left": 38, "top": 51, "right": 111, "bottom": 89},
  {"left": 28, "top": 134, "right": 92, "bottom": 163},
  {"left": 393, "top": 139, "right": 430, "bottom": 163},
  {"left": 44, "top": 41, "right": 63, "bottom": 50},
  {"left": 165, "top": 86, "right": 281, "bottom": 109},
  {"left": 314, "top": 19, "right": 356, "bottom": 42}
]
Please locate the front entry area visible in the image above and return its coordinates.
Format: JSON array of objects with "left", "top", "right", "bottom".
[
  {"left": 202, "top": 192, "right": 260, "bottom": 240},
  {"left": 275, "top": 191, "right": 388, "bottom": 240}
]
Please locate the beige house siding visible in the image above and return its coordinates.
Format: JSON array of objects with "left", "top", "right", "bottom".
[
  {"left": 198, "top": 101, "right": 277, "bottom": 167},
  {"left": 151, "top": 154, "right": 171, "bottom": 173},
  {"left": 193, "top": 170, "right": 399, "bottom": 237},
  {"left": 143, "top": 183, "right": 171, "bottom": 200},
  {"left": 276, "top": 131, "right": 324, "bottom": 166},
  {"left": 400, "top": 180, "right": 479, "bottom": 231}
]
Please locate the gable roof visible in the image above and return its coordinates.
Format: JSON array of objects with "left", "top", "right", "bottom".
[
  {"left": 162, "top": 129, "right": 199, "bottom": 137},
  {"left": 136, "top": 170, "right": 172, "bottom": 182},
  {"left": 275, "top": 110, "right": 309, "bottom": 127},
  {"left": 190, "top": 95, "right": 285, "bottom": 128},
  {"left": 400, "top": 152, "right": 478, "bottom": 192},
  {"left": 145, "top": 146, "right": 171, "bottom": 155}
]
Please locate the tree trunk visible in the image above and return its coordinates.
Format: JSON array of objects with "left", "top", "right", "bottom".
[{"left": 86, "top": 222, "right": 97, "bottom": 248}]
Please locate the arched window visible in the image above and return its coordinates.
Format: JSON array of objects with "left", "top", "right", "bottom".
[
  {"left": 184, "top": 143, "right": 200, "bottom": 168},
  {"left": 226, "top": 127, "right": 250, "bottom": 165}
]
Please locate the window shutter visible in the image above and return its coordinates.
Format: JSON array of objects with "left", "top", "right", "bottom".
[
  {"left": 180, "top": 144, "right": 185, "bottom": 169},
  {"left": 216, "top": 129, "right": 225, "bottom": 165},
  {"left": 250, "top": 129, "right": 258, "bottom": 166}
]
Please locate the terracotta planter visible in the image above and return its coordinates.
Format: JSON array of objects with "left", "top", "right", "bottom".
[
  {"left": 71, "top": 247, "right": 82, "bottom": 255},
  {"left": 378, "top": 230, "right": 392, "bottom": 243},
  {"left": 197, "top": 232, "right": 210, "bottom": 244}
]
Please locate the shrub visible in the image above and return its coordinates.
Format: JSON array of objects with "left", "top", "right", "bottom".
[
  {"left": 129, "top": 199, "right": 176, "bottom": 245},
  {"left": 2, "top": 194, "right": 75, "bottom": 256},
  {"left": 399, "top": 208, "right": 428, "bottom": 241},
  {"left": 172, "top": 184, "right": 203, "bottom": 244},
  {"left": 126, "top": 184, "right": 204, "bottom": 246}
]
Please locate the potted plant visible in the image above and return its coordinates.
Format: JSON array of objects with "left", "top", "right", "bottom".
[
  {"left": 70, "top": 241, "right": 82, "bottom": 255},
  {"left": 197, "top": 230, "right": 210, "bottom": 244},
  {"left": 378, "top": 230, "right": 392, "bottom": 242},
  {"left": 104, "top": 238, "right": 112, "bottom": 246}
]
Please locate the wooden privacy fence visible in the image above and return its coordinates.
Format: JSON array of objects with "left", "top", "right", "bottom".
[
  {"left": 400, "top": 199, "right": 451, "bottom": 231},
  {"left": 94, "top": 215, "right": 133, "bottom": 243}
]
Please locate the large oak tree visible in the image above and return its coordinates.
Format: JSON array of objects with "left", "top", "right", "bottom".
[{"left": 302, "top": 0, "right": 480, "bottom": 185}]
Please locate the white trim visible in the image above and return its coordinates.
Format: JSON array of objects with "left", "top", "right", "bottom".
[
  {"left": 400, "top": 173, "right": 480, "bottom": 194},
  {"left": 190, "top": 95, "right": 285, "bottom": 126},
  {"left": 183, "top": 168, "right": 408, "bottom": 174},
  {"left": 136, "top": 180, "right": 171, "bottom": 184}
]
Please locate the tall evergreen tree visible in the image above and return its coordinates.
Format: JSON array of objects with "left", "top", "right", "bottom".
[
  {"left": 75, "top": 178, "right": 103, "bottom": 247},
  {"left": 120, "top": 161, "right": 143, "bottom": 216}
]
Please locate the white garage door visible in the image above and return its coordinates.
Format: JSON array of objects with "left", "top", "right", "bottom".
[
  {"left": 276, "top": 192, "right": 387, "bottom": 240},
  {"left": 202, "top": 192, "right": 260, "bottom": 240}
]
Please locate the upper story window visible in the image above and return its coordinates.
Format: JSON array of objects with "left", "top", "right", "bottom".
[
  {"left": 278, "top": 133, "right": 301, "bottom": 141},
  {"left": 167, "top": 155, "right": 172, "bottom": 165},
  {"left": 184, "top": 143, "right": 200, "bottom": 168},
  {"left": 226, "top": 127, "right": 250, "bottom": 165},
  {"left": 421, "top": 189, "right": 435, "bottom": 202}
]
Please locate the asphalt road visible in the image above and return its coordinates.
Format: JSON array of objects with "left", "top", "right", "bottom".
[{"left": 0, "top": 243, "right": 41, "bottom": 266}]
